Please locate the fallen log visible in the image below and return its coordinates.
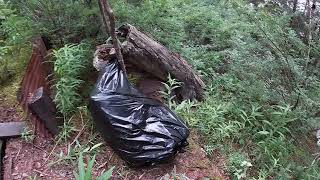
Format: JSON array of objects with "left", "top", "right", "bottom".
[{"left": 117, "top": 24, "right": 205, "bottom": 101}]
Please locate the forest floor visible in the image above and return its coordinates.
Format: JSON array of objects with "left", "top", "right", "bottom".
[{"left": 0, "top": 93, "right": 228, "bottom": 180}]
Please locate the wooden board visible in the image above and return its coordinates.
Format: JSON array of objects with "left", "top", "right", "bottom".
[{"left": 0, "top": 122, "right": 26, "bottom": 138}]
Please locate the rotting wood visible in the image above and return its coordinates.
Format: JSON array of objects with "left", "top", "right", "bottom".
[
  {"left": 118, "top": 24, "right": 205, "bottom": 101},
  {"left": 0, "top": 122, "right": 26, "bottom": 138}
]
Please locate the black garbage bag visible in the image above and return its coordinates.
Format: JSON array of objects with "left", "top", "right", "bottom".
[{"left": 88, "top": 60, "right": 189, "bottom": 167}]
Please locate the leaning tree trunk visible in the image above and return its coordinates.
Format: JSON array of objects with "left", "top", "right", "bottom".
[{"left": 118, "top": 24, "right": 205, "bottom": 101}]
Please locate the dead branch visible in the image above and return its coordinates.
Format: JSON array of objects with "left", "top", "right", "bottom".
[{"left": 98, "top": 0, "right": 127, "bottom": 75}]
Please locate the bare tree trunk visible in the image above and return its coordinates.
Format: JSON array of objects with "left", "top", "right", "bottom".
[{"left": 118, "top": 24, "right": 205, "bottom": 101}]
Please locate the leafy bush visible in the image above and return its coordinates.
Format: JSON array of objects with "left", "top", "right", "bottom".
[
  {"left": 53, "top": 43, "right": 91, "bottom": 116},
  {"left": 8, "top": 0, "right": 102, "bottom": 47},
  {"left": 0, "top": 1, "right": 33, "bottom": 85},
  {"left": 117, "top": 0, "right": 320, "bottom": 178},
  {"left": 226, "top": 152, "right": 252, "bottom": 179}
]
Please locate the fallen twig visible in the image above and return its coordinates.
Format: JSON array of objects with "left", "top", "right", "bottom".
[
  {"left": 97, "top": 152, "right": 114, "bottom": 169},
  {"left": 32, "top": 144, "right": 46, "bottom": 152},
  {"left": 71, "top": 125, "right": 85, "bottom": 145},
  {"left": 34, "top": 169, "right": 51, "bottom": 177},
  {"left": 15, "top": 146, "right": 22, "bottom": 160},
  {"left": 44, "top": 140, "right": 59, "bottom": 164}
]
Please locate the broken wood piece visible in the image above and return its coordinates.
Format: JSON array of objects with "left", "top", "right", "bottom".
[
  {"left": 0, "top": 122, "right": 26, "bottom": 138},
  {"left": 28, "top": 87, "right": 63, "bottom": 135},
  {"left": 118, "top": 24, "right": 205, "bottom": 101}
]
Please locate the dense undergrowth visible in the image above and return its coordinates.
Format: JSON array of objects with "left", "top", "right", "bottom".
[{"left": 1, "top": 0, "right": 320, "bottom": 179}]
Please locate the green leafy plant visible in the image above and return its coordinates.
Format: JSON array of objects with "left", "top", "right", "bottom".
[
  {"left": 160, "top": 166, "right": 190, "bottom": 180},
  {"left": 53, "top": 43, "right": 90, "bottom": 116},
  {"left": 27, "top": 175, "right": 38, "bottom": 180},
  {"left": 2, "top": 0, "right": 320, "bottom": 178},
  {"left": 227, "top": 152, "right": 252, "bottom": 179},
  {"left": 8, "top": 0, "right": 101, "bottom": 47},
  {"left": 74, "top": 152, "right": 114, "bottom": 180},
  {"left": 0, "top": 1, "right": 33, "bottom": 85},
  {"left": 21, "top": 127, "right": 35, "bottom": 143},
  {"left": 50, "top": 142, "right": 104, "bottom": 167},
  {"left": 57, "top": 115, "right": 78, "bottom": 142},
  {"left": 159, "top": 74, "right": 182, "bottom": 109}
]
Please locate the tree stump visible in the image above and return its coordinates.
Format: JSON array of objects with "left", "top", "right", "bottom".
[{"left": 118, "top": 24, "right": 205, "bottom": 101}]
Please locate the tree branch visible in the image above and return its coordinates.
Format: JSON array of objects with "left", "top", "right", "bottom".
[
  {"left": 98, "top": 0, "right": 127, "bottom": 75},
  {"left": 98, "top": 0, "right": 110, "bottom": 36}
]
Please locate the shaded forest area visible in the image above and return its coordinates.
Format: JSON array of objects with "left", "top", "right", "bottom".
[{"left": 1, "top": 0, "right": 320, "bottom": 179}]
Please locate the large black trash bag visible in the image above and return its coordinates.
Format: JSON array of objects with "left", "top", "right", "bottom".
[{"left": 88, "top": 60, "right": 189, "bottom": 167}]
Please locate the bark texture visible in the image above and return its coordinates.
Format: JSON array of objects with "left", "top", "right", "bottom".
[
  {"left": 118, "top": 24, "right": 205, "bottom": 101},
  {"left": 98, "top": 0, "right": 127, "bottom": 75}
]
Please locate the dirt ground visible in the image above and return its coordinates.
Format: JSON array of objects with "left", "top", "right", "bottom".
[{"left": 1, "top": 95, "right": 228, "bottom": 180}]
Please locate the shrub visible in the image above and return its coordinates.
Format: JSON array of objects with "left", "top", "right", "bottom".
[
  {"left": 53, "top": 43, "right": 91, "bottom": 116},
  {"left": 0, "top": 1, "right": 33, "bottom": 85},
  {"left": 8, "top": 0, "right": 102, "bottom": 47}
]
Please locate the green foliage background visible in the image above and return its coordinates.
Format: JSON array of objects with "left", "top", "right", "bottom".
[{"left": 1, "top": 0, "right": 320, "bottom": 178}]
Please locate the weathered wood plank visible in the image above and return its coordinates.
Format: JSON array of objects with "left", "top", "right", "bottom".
[{"left": 0, "top": 122, "right": 26, "bottom": 138}]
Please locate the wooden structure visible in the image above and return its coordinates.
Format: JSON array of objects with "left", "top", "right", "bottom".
[
  {"left": 0, "top": 122, "right": 26, "bottom": 138},
  {"left": 17, "top": 37, "right": 55, "bottom": 136}
]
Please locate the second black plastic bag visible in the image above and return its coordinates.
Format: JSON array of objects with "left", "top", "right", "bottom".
[{"left": 88, "top": 60, "right": 189, "bottom": 167}]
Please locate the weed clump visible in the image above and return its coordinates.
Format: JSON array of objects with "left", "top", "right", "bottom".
[{"left": 53, "top": 44, "right": 91, "bottom": 116}]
